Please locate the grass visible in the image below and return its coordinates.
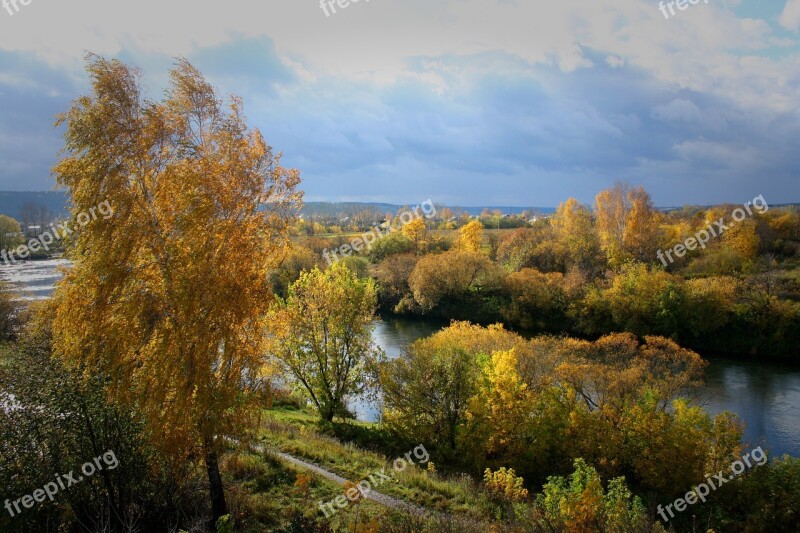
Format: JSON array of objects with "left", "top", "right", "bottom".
[{"left": 255, "top": 405, "right": 495, "bottom": 522}]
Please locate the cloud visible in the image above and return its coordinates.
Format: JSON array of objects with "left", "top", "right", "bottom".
[
  {"left": 780, "top": 0, "right": 800, "bottom": 31},
  {"left": 0, "top": 1, "right": 798, "bottom": 205}
]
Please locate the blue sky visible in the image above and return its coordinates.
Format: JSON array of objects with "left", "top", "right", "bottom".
[{"left": 0, "top": 0, "right": 799, "bottom": 206}]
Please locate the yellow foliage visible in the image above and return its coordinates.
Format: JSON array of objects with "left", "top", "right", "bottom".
[
  {"left": 401, "top": 216, "right": 427, "bottom": 245},
  {"left": 50, "top": 57, "right": 301, "bottom": 466},
  {"left": 470, "top": 349, "right": 536, "bottom": 457},
  {"left": 455, "top": 220, "right": 484, "bottom": 252},
  {"left": 723, "top": 218, "right": 759, "bottom": 261},
  {"left": 483, "top": 467, "right": 529, "bottom": 502},
  {"left": 595, "top": 183, "right": 661, "bottom": 266}
]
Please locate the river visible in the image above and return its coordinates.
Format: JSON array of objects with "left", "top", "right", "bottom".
[{"left": 3, "top": 260, "right": 799, "bottom": 458}]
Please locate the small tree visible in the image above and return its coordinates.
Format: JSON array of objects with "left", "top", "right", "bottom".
[
  {"left": 267, "top": 263, "right": 378, "bottom": 421},
  {"left": 401, "top": 217, "right": 427, "bottom": 250},
  {"left": 0, "top": 214, "right": 23, "bottom": 253},
  {"left": 533, "top": 459, "right": 653, "bottom": 533},
  {"left": 455, "top": 220, "right": 484, "bottom": 252}
]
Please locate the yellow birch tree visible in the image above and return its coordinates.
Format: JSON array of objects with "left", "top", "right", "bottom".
[
  {"left": 50, "top": 56, "right": 301, "bottom": 524},
  {"left": 455, "top": 220, "right": 484, "bottom": 252}
]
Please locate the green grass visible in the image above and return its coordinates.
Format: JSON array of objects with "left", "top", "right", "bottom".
[
  {"left": 222, "top": 448, "right": 396, "bottom": 532},
  {"left": 257, "top": 406, "right": 494, "bottom": 521},
  {"left": 221, "top": 406, "right": 496, "bottom": 531}
]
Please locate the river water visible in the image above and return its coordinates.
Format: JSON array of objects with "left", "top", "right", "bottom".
[{"left": 3, "top": 260, "right": 798, "bottom": 458}]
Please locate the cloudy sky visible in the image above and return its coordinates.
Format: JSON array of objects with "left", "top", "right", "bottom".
[{"left": 0, "top": 0, "right": 799, "bottom": 206}]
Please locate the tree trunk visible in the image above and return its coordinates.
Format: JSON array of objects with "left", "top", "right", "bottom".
[{"left": 204, "top": 437, "right": 227, "bottom": 530}]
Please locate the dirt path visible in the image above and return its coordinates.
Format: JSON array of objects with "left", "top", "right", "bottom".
[{"left": 268, "top": 449, "right": 430, "bottom": 516}]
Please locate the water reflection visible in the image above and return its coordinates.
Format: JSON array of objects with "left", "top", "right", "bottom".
[
  {"left": 348, "top": 317, "right": 444, "bottom": 422},
  {"left": 700, "top": 358, "right": 800, "bottom": 457}
]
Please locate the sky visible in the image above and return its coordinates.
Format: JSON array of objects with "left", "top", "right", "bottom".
[{"left": 0, "top": 0, "right": 799, "bottom": 207}]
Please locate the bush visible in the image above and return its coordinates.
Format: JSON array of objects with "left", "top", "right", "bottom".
[
  {"left": 529, "top": 459, "right": 656, "bottom": 533},
  {"left": 367, "top": 232, "right": 414, "bottom": 262}
]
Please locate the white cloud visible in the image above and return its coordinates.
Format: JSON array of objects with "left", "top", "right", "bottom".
[
  {"left": 780, "top": 0, "right": 800, "bottom": 31},
  {"left": 0, "top": 0, "right": 793, "bottom": 113}
]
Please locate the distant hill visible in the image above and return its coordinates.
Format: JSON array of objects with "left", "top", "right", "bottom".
[
  {"left": 0, "top": 193, "right": 554, "bottom": 222},
  {"left": 6, "top": 192, "right": 794, "bottom": 222},
  {"left": 302, "top": 202, "right": 555, "bottom": 217},
  {"left": 0, "top": 191, "right": 70, "bottom": 222}
]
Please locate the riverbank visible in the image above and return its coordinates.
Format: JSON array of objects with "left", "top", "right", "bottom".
[{"left": 3, "top": 261, "right": 799, "bottom": 457}]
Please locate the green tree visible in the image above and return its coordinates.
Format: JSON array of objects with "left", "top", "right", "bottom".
[
  {"left": 267, "top": 262, "right": 379, "bottom": 421},
  {"left": 407, "top": 249, "right": 504, "bottom": 315},
  {"left": 367, "top": 231, "right": 414, "bottom": 262},
  {"left": 0, "top": 214, "right": 23, "bottom": 254}
]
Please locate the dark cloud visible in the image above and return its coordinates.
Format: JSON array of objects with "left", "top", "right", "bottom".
[
  {"left": 0, "top": 50, "right": 77, "bottom": 190},
  {"left": 1, "top": 36, "right": 798, "bottom": 205}
]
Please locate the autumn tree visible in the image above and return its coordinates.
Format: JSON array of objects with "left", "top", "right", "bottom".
[
  {"left": 380, "top": 333, "right": 479, "bottom": 457},
  {"left": 579, "top": 263, "right": 687, "bottom": 338},
  {"left": 401, "top": 216, "right": 427, "bottom": 250},
  {"left": 467, "top": 349, "right": 536, "bottom": 461},
  {"left": 550, "top": 198, "right": 602, "bottom": 272},
  {"left": 502, "top": 268, "right": 570, "bottom": 331},
  {"left": 455, "top": 219, "right": 484, "bottom": 252},
  {"left": 267, "top": 263, "right": 378, "bottom": 421},
  {"left": 268, "top": 244, "right": 320, "bottom": 298},
  {"left": 407, "top": 249, "right": 504, "bottom": 315},
  {"left": 496, "top": 227, "right": 567, "bottom": 273},
  {"left": 595, "top": 183, "right": 661, "bottom": 267},
  {"left": 624, "top": 186, "right": 662, "bottom": 261},
  {"left": 723, "top": 218, "right": 760, "bottom": 262},
  {"left": 380, "top": 322, "right": 519, "bottom": 459},
  {"left": 50, "top": 56, "right": 301, "bottom": 525},
  {"left": 438, "top": 207, "right": 455, "bottom": 229},
  {"left": 374, "top": 253, "right": 419, "bottom": 312},
  {"left": 555, "top": 333, "right": 742, "bottom": 494}
]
